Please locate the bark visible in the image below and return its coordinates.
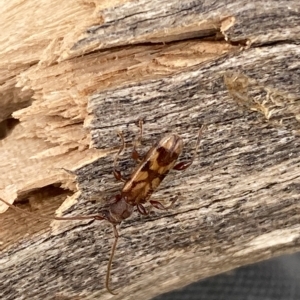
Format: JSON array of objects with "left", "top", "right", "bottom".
[{"left": 0, "top": 1, "right": 300, "bottom": 300}]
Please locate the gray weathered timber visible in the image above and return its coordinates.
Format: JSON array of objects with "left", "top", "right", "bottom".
[
  {"left": 69, "top": 0, "right": 300, "bottom": 55},
  {"left": 1, "top": 43, "right": 299, "bottom": 300},
  {"left": 1, "top": 0, "right": 300, "bottom": 299}
]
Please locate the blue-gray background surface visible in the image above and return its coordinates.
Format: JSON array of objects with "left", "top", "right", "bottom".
[{"left": 154, "top": 252, "right": 300, "bottom": 300}]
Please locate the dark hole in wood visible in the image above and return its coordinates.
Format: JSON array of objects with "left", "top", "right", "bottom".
[
  {"left": 0, "top": 117, "right": 19, "bottom": 140},
  {"left": 14, "top": 183, "right": 73, "bottom": 212}
]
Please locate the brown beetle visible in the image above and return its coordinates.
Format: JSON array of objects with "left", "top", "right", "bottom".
[{"left": 0, "top": 123, "right": 204, "bottom": 294}]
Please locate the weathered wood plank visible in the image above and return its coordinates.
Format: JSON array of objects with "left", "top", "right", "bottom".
[
  {"left": 0, "top": 1, "right": 299, "bottom": 300},
  {"left": 65, "top": 0, "right": 300, "bottom": 57}
]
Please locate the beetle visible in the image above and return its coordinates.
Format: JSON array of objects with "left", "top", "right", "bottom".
[{"left": 0, "top": 123, "right": 204, "bottom": 295}]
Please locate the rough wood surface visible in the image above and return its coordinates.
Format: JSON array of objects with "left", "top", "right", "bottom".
[{"left": 0, "top": 1, "right": 300, "bottom": 300}]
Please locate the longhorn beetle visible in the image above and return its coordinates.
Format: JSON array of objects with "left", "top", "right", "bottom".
[{"left": 0, "top": 122, "right": 204, "bottom": 295}]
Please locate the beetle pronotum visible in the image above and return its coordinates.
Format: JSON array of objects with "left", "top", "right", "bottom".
[{"left": 0, "top": 123, "right": 204, "bottom": 295}]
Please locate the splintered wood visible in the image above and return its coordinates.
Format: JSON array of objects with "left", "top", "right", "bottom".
[{"left": 0, "top": 1, "right": 300, "bottom": 300}]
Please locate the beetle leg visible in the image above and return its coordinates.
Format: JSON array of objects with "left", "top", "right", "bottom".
[
  {"left": 173, "top": 125, "right": 205, "bottom": 171},
  {"left": 113, "top": 132, "right": 127, "bottom": 182},
  {"left": 150, "top": 196, "right": 178, "bottom": 210},
  {"left": 113, "top": 169, "right": 126, "bottom": 182},
  {"left": 137, "top": 203, "right": 148, "bottom": 215},
  {"left": 132, "top": 119, "right": 143, "bottom": 162},
  {"left": 173, "top": 160, "right": 193, "bottom": 171}
]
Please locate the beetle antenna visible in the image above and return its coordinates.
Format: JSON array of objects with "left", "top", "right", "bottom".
[
  {"left": 0, "top": 197, "right": 100, "bottom": 221},
  {"left": 106, "top": 224, "right": 119, "bottom": 295}
]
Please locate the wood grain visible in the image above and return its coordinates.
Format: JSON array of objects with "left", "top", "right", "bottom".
[{"left": 0, "top": 0, "right": 299, "bottom": 299}]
